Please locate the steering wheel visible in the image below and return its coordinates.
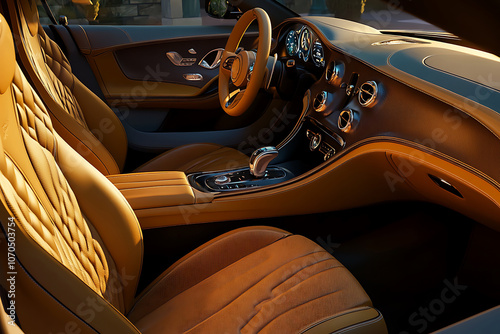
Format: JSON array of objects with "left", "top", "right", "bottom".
[{"left": 219, "top": 8, "right": 272, "bottom": 116}]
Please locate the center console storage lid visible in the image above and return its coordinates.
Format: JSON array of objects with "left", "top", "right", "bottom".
[{"left": 107, "top": 171, "right": 195, "bottom": 210}]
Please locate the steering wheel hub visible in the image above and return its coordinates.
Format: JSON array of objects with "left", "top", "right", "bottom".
[{"left": 230, "top": 51, "right": 256, "bottom": 87}]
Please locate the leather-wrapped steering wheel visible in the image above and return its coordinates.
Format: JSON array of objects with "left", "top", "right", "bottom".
[{"left": 218, "top": 8, "right": 271, "bottom": 116}]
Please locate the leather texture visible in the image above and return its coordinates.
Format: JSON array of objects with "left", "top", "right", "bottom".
[
  {"left": 107, "top": 171, "right": 196, "bottom": 209},
  {"left": 10, "top": 65, "right": 125, "bottom": 310},
  {"left": 0, "top": 11, "right": 387, "bottom": 334},
  {"left": 0, "top": 53, "right": 141, "bottom": 334},
  {"left": 134, "top": 143, "right": 249, "bottom": 173},
  {"left": 128, "top": 229, "right": 374, "bottom": 333},
  {"left": 5, "top": 0, "right": 248, "bottom": 175}
]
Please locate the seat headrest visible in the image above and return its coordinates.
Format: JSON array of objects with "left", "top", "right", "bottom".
[{"left": 0, "top": 15, "right": 15, "bottom": 94}]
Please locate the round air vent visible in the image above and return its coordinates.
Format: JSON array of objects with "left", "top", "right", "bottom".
[
  {"left": 313, "top": 91, "right": 328, "bottom": 112},
  {"left": 338, "top": 109, "right": 354, "bottom": 133},
  {"left": 358, "top": 81, "right": 378, "bottom": 107}
]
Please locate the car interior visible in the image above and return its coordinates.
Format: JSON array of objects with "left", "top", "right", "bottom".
[{"left": 0, "top": 0, "right": 500, "bottom": 333}]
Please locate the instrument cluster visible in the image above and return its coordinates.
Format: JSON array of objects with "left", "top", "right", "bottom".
[{"left": 285, "top": 25, "right": 325, "bottom": 67}]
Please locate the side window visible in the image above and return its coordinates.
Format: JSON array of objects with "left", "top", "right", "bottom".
[{"left": 38, "top": 0, "right": 235, "bottom": 26}]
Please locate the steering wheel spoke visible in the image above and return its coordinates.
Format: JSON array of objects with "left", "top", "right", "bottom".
[
  {"left": 224, "top": 89, "right": 246, "bottom": 109},
  {"left": 221, "top": 51, "right": 237, "bottom": 75}
]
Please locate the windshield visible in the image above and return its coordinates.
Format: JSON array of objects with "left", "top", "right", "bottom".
[{"left": 276, "top": 0, "right": 445, "bottom": 32}]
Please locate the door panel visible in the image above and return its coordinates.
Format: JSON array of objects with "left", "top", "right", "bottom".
[
  {"left": 66, "top": 25, "right": 257, "bottom": 101},
  {"left": 57, "top": 24, "right": 270, "bottom": 154}
]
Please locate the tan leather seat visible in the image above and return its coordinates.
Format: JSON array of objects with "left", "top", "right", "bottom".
[
  {"left": 0, "top": 14, "right": 386, "bottom": 334},
  {"left": 1, "top": 0, "right": 248, "bottom": 176}
]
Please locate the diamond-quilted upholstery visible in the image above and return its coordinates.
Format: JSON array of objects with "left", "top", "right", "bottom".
[
  {"left": 1, "top": 65, "right": 125, "bottom": 312},
  {"left": 24, "top": 21, "right": 88, "bottom": 128}
]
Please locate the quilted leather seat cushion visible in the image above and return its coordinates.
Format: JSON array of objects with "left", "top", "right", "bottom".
[{"left": 128, "top": 227, "right": 372, "bottom": 333}]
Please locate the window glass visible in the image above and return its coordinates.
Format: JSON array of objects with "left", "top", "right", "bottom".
[
  {"left": 277, "top": 0, "right": 444, "bottom": 32},
  {"left": 38, "top": 0, "right": 235, "bottom": 26}
]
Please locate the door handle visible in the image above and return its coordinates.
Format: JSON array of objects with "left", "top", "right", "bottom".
[
  {"left": 166, "top": 51, "right": 196, "bottom": 66},
  {"left": 183, "top": 73, "right": 203, "bottom": 81}
]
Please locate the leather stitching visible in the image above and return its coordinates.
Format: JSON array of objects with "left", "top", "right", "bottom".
[
  {"left": 37, "top": 31, "right": 88, "bottom": 129},
  {"left": 1, "top": 68, "right": 125, "bottom": 312},
  {"left": 183, "top": 250, "right": 331, "bottom": 332}
]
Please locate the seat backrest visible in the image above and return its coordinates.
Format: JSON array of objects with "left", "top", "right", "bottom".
[
  {"left": 1, "top": 0, "right": 127, "bottom": 175},
  {"left": 0, "top": 14, "right": 142, "bottom": 333}
]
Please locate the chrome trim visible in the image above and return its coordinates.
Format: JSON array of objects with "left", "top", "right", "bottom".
[
  {"left": 249, "top": 147, "right": 279, "bottom": 178},
  {"left": 313, "top": 91, "right": 328, "bottom": 113},
  {"left": 214, "top": 175, "right": 230, "bottom": 185},
  {"left": 319, "top": 142, "right": 335, "bottom": 161},
  {"left": 325, "top": 61, "right": 343, "bottom": 86},
  {"left": 183, "top": 73, "right": 203, "bottom": 81},
  {"left": 192, "top": 166, "right": 291, "bottom": 193},
  {"left": 331, "top": 131, "right": 346, "bottom": 148},
  {"left": 188, "top": 48, "right": 197, "bottom": 54},
  {"left": 198, "top": 48, "right": 224, "bottom": 69},
  {"left": 166, "top": 51, "right": 196, "bottom": 66},
  {"left": 308, "top": 117, "right": 346, "bottom": 148},
  {"left": 358, "top": 81, "right": 378, "bottom": 107},
  {"left": 312, "top": 39, "right": 325, "bottom": 67},
  {"left": 224, "top": 89, "right": 242, "bottom": 108},
  {"left": 346, "top": 84, "right": 355, "bottom": 96},
  {"left": 309, "top": 132, "right": 322, "bottom": 151},
  {"left": 338, "top": 109, "right": 354, "bottom": 133}
]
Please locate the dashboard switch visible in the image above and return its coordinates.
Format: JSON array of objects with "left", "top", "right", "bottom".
[
  {"left": 309, "top": 132, "right": 322, "bottom": 151},
  {"left": 346, "top": 84, "right": 355, "bottom": 96}
]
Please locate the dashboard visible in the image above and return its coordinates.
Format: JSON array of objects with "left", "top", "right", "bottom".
[{"left": 269, "top": 17, "right": 500, "bottom": 228}]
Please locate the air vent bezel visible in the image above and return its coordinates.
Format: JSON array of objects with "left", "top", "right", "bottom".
[
  {"left": 313, "top": 91, "right": 328, "bottom": 112},
  {"left": 325, "top": 61, "right": 344, "bottom": 86},
  {"left": 358, "top": 81, "right": 378, "bottom": 107},
  {"left": 338, "top": 109, "right": 354, "bottom": 133}
]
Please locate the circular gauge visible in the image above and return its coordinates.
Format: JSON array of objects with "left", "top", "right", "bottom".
[
  {"left": 285, "top": 30, "right": 299, "bottom": 56},
  {"left": 312, "top": 40, "right": 325, "bottom": 67},
  {"left": 299, "top": 27, "right": 311, "bottom": 62}
]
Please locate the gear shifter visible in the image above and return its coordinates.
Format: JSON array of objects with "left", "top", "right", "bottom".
[{"left": 249, "top": 146, "right": 279, "bottom": 178}]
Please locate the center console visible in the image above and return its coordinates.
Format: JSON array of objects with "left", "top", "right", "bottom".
[
  {"left": 189, "top": 166, "right": 294, "bottom": 192},
  {"left": 188, "top": 88, "right": 349, "bottom": 195},
  {"left": 107, "top": 89, "right": 374, "bottom": 229}
]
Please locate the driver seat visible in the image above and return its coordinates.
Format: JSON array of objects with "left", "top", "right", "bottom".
[
  {"left": 0, "top": 13, "right": 388, "bottom": 333},
  {"left": 0, "top": 0, "right": 249, "bottom": 175}
]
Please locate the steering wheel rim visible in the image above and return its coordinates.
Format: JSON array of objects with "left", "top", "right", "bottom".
[{"left": 218, "top": 8, "right": 271, "bottom": 117}]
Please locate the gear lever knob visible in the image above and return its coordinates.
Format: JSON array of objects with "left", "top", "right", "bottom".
[{"left": 249, "top": 146, "right": 279, "bottom": 178}]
